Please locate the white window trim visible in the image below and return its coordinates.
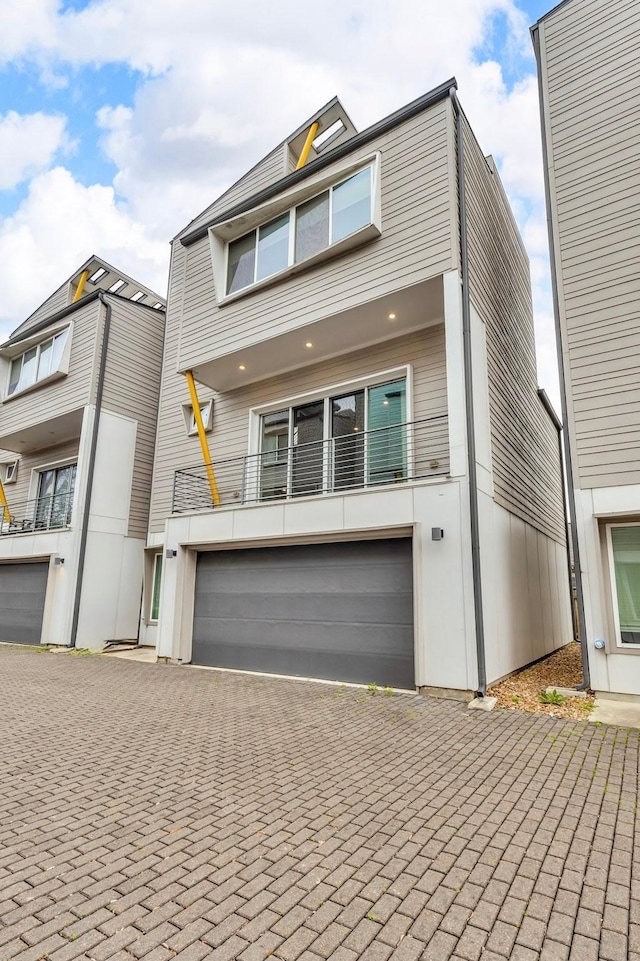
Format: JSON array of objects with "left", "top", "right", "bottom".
[
  {"left": 245, "top": 365, "right": 413, "bottom": 502},
  {"left": 2, "top": 460, "right": 18, "bottom": 485},
  {"left": 606, "top": 521, "right": 640, "bottom": 651},
  {"left": 149, "top": 552, "right": 163, "bottom": 624},
  {"left": 1, "top": 322, "right": 73, "bottom": 402},
  {"left": 210, "top": 152, "right": 382, "bottom": 306},
  {"left": 182, "top": 399, "right": 214, "bottom": 437}
]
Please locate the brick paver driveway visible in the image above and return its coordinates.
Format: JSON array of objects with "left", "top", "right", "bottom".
[{"left": 1, "top": 648, "right": 639, "bottom": 961}]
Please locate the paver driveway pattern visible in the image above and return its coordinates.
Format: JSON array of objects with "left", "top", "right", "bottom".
[{"left": 1, "top": 649, "right": 639, "bottom": 961}]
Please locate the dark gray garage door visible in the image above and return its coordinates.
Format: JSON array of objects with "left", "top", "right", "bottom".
[
  {"left": 0, "top": 562, "right": 49, "bottom": 644},
  {"left": 192, "top": 538, "right": 414, "bottom": 688}
]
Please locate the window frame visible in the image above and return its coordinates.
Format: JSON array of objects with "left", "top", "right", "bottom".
[
  {"left": 246, "top": 365, "right": 412, "bottom": 502},
  {"left": 210, "top": 153, "right": 382, "bottom": 305},
  {"left": 149, "top": 552, "right": 163, "bottom": 623},
  {"left": 182, "top": 399, "right": 214, "bottom": 436},
  {"left": 606, "top": 521, "right": 640, "bottom": 650},
  {"left": 2, "top": 323, "right": 72, "bottom": 401},
  {"left": 34, "top": 461, "right": 77, "bottom": 530}
]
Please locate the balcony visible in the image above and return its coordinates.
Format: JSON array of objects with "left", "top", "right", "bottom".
[
  {"left": 0, "top": 490, "right": 75, "bottom": 535},
  {"left": 173, "top": 416, "right": 449, "bottom": 514}
]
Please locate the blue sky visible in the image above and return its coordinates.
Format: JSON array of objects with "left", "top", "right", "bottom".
[{"left": 0, "top": 0, "right": 560, "bottom": 403}]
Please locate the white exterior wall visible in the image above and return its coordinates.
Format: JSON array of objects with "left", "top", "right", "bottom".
[
  {"left": 75, "top": 409, "right": 144, "bottom": 648},
  {"left": 0, "top": 406, "right": 145, "bottom": 648},
  {"left": 575, "top": 485, "right": 640, "bottom": 696},
  {"left": 480, "top": 493, "right": 572, "bottom": 685}
]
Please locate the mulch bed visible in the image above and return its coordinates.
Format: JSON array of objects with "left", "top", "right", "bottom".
[{"left": 489, "top": 642, "right": 595, "bottom": 720}]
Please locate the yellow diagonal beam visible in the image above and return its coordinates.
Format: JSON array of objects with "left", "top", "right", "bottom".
[
  {"left": 73, "top": 269, "right": 90, "bottom": 303},
  {"left": 0, "top": 479, "right": 11, "bottom": 525},
  {"left": 185, "top": 371, "right": 220, "bottom": 508},
  {"left": 296, "top": 121, "right": 320, "bottom": 170}
]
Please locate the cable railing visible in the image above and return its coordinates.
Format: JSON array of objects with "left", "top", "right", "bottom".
[
  {"left": 173, "top": 415, "right": 449, "bottom": 514},
  {"left": 0, "top": 491, "right": 75, "bottom": 535}
]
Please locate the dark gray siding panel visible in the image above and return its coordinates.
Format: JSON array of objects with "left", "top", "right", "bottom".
[
  {"left": 192, "top": 539, "right": 414, "bottom": 688},
  {"left": 0, "top": 562, "right": 48, "bottom": 644}
]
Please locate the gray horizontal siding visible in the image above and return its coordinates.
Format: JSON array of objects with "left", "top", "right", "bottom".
[
  {"left": 149, "top": 321, "right": 448, "bottom": 533},
  {"left": 461, "top": 118, "right": 565, "bottom": 543},
  {"left": 177, "top": 102, "right": 455, "bottom": 371},
  {"left": 0, "top": 300, "right": 99, "bottom": 439},
  {"left": 99, "top": 299, "right": 165, "bottom": 539},
  {"left": 539, "top": 0, "right": 640, "bottom": 488}
]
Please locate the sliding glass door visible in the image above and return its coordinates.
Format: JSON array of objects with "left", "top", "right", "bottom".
[
  {"left": 366, "top": 379, "right": 407, "bottom": 485},
  {"left": 258, "top": 376, "right": 407, "bottom": 501}
]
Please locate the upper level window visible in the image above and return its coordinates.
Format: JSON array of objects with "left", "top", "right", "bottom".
[
  {"left": 8, "top": 329, "right": 69, "bottom": 397},
  {"left": 36, "top": 463, "right": 76, "bottom": 529},
  {"left": 226, "top": 167, "right": 373, "bottom": 296}
]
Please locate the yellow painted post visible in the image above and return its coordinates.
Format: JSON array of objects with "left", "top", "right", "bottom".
[
  {"left": 296, "top": 121, "right": 320, "bottom": 170},
  {"left": 73, "top": 269, "right": 90, "bottom": 303},
  {"left": 0, "top": 479, "right": 11, "bottom": 525},
  {"left": 185, "top": 371, "right": 220, "bottom": 508}
]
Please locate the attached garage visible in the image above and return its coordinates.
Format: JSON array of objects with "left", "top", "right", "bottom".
[
  {"left": 0, "top": 561, "right": 49, "bottom": 645},
  {"left": 192, "top": 538, "right": 414, "bottom": 688}
]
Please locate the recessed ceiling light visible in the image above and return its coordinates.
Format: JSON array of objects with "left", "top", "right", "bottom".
[
  {"left": 305, "top": 342, "right": 313, "bottom": 348},
  {"left": 238, "top": 364, "right": 246, "bottom": 370},
  {"left": 388, "top": 312, "right": 397, "bottom": 320}
]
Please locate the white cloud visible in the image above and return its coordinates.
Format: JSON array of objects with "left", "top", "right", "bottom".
[
  {"left": 0, "top": 110, "right": 68, "bottom": 189},
  {"left": 0, "top": 166, "right": 168, "bottom": 340}
]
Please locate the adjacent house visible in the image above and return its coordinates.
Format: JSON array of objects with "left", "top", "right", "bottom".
[
  {"left": 0, "top": 256, "right": 166, "bottom": 648},
  {"left": 533, "top": 0, "right": 640, "bottom": 695},
  {"left": 144, "top": 81, "right": 573, "bottom": 693}
]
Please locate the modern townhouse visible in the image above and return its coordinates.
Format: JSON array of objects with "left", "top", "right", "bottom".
[
  {"left": 533, "top": 0, "right": 640, "bottom": 696},
  {"left": 146, "top": 81, "right": 572, "bottom": 694},
  {"left": 0, "top": 256, "right": 166, "bottom": 648}
]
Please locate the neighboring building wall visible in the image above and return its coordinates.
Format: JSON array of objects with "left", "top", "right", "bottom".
[
  {"left": 178, "top": 101, "right": 454, "bottom": 369},
  {"left": 537, "top": 0, "right": 640, "bottom": 490},
  {"left": 0, "top": 299, "right": 100, "bottom": 438},
  {"left": 99, "top": 298, "right": 165, "bottom": 538},
  {"left": 149, "top": 323, "right": 448, "bottom": 532},
  {"left": 462, "top": 115, "right": 566, "bottom": 545}
]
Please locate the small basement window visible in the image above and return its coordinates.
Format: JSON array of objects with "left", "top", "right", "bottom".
[{"left": 182, "top": 399, "right": 213, "bottom": 436}]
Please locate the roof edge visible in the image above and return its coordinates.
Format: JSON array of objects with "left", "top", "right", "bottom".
[
  {"left": 3, "top": 290, "right": 165, "bottom": 349},
  {"left": 180, "top": 77, "right": 457, "bottom": 248},
  {"left": 531, "top": 0, "right": 574, "bottom": 30}
]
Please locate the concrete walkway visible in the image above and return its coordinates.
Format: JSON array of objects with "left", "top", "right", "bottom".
[{"left": 1, "top": 647, "right": 639, "bottom": 961}]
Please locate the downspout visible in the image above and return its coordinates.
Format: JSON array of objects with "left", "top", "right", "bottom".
[
  {"left": 532, "top": 27, "right": 590, "bottom": 689},
  {"left": 450, "top": 89, "right": 488, "bottom": 698},
  {"left": 69, "top": 291, "right": 111, "bottom": 648},
  {"left": 538, "top": 388, "right": 579, "bottom": 642}
]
